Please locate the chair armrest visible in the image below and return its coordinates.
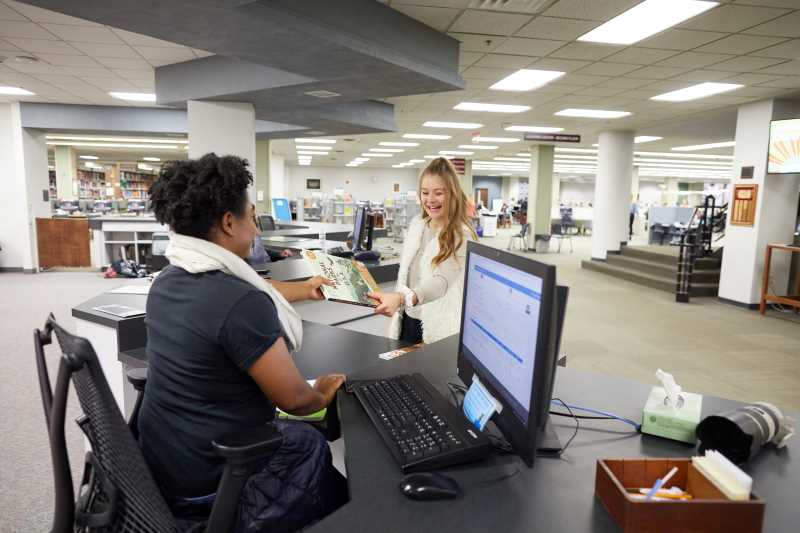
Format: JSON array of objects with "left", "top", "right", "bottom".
[
  {"left": 212, "top": 426, "right": 283, "bottom": 465},
  {"left": 125, "top": 367, "right": 147, "bottom": 392}
]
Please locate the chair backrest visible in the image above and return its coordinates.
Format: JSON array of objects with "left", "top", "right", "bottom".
[
  {"left": 34, "top": 314, "right": 177, "bottom": 533},
  {"left": 520, "top": 223, "right": 530, "bottom": 238},
  {"left": 259, "top": 214, "right": 276, "bottom": 231}
]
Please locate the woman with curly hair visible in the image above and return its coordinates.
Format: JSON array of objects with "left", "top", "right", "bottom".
[
  {"left": 140, "top": 153, "right": 346, "bottom": 533},
  {"left": 369, "top": 157, "right": 477, "bottom": 344}
]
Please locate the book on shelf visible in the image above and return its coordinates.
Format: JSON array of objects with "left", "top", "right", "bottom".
[{"left": 301, "top": 250, "right": 380, "bottom": 307}]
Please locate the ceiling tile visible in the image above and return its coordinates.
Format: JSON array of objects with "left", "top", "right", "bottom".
[
  {"left": 529, "top": 57, "right": 591, "bottom": 72},
  {"left": 679, "top": 5, "right": 790, "bottom": 33},
  {"left": 604, "top": 47, "right": 678, "bottom": 65},
  {"left": 494, "top": 37, "right": 565, "bottom": 57},
  {"left": 0, "top": 20, "right": 57, "bottom": 40},
  {"left": 69, "top": 42, "right": 138, "bottom": 59},
  {"left": 731, "top": 86, "right": 787, "bottom": 98},
  {"left": 721, "top": 72, "right": 782, "bottom": 85},
  {"left": 133, "top": 45, "right": 195, "bottom": 63},
  {"left": 534, "top": 82, "right": 584, "bottom": 94},
  {"left": 0, "top": 37, "right": 21, "bottom": 51},
  {"left": 41, "top": 24, "right": 124, "bottom": 44},
  {"left": 757, "top": 60, "right": 800, "bottom": 75},
  {"left": 576, "top": 61, "right": 640, "bottom": 76},
  {"left": 757, "top": 75, "right": 800, "bottom": 88},
  {"left": 743, "top": 11, "right": 800, "bottom": 38},
  {"left": 558, "top": 73, "right": 612, "bottom": 86},
  {"left": 673, "top": 69, "right": 738, "bottom": 82},
  {"left": 706, "top": 55, "right": 786, "bottom": 72},
  {"left": 627, "top": 65, "right": 690, "bottom": 80},
  {"left": 0, "top": 2, "right": 27, "bottom": 21},
  {"left": 459, "top": 50, "right": 483, "bottom": 66},
  {"left": 447, "top": 32, "right": 506, "bottom": 53},
  {"left": 597, "top": 77, "right": 654, "bottom": 89},
  {"left": 549, "top": 42, "right": 621, "bottom": 61},
  {"left": 573, "top": 86, "right": 626, "bottom": 97},
  {"left": 542, "top": 0, "right": 639, "bottom": 21},
  {"left": 109, "top": 28, "right": 186, "bottom": 48},
  {"left": 461, "top": 65, "right": 514, "bottom": 80},
  {"left": 752, "top": 39, "right": 800, "bottom": 59},
  {"left": 515, "top": 16, "right": 597, "bottom": 40},
  {"left": 696, "top": 34, "right": 788, "bottom": 55},
  {"left": 34, "top": 53, "right": 102, "bottom": 67},
  {"left": 733, "top": 0, "right": 800, "bottom": 7},
  {"left": 93, "top": 56, "right": 152, "bottom": 70},
  {"left": 659, "top": 52, "right": 737, "bottom": 70},
  {"left": 637, "top": 29, "right": 729, "bottom": 51},
  {"left": 82, "top": 77, "right": 139, "bottom": 92},
  {"left": 5, "top": 1, "right": 102, "bottom": 25},
  {"left": 112, "top": 68, "right": 155, "bottom": 82},
  {"left": 392, "top": 5, "right": 461, "bottom": 31},
  {"left": 192, "top": 49, "right": 214, "bottom": 59},
  {"left": 473, "top": 53, "right": 534, "bottom": 69},
  {"left": 449, "top": 10, "right": 531, "bottom": 35},
  {"left": 4, "top": 37, "right": 80, "bottom": 54}
]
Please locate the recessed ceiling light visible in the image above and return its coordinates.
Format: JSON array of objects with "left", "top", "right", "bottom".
[
  {"left": 304, "top": 90, "right": 341, "bottom": 98},
  {"left": 297, "top": 150, "right": 328, "bottom": 155},
  {"left": 555, "top": 148, "right": 598, "bottom": 154},
  {"left": 299, "top": 161, "right": 311, "bottom": 166},
  {"left": 424, "top": 155, "right": 452, "bottom": 159},
  {"left": 379, "top": 141, "right": 419, "bottom": 147},
  {"left": 505, "top": 125, "right": 564, "bottom": 133},
  {"left": 0, "top": 86, "right": 34, "bottom": 96},
  {"left": 453, "top": 102, "right": 530, "bottom": 113},
  {"left": 79, "top": 155, "right": 99, "bottom": 160},
  {"left": 362, "top": 153, "right": 393, "bottom": 157},
  {"left": 142, "top": 157, "right": 161, "bottom": 162},
  {"left": 555, "top": 109, "right": 631, "bottom": 119},
  {"left": 296, "top": 145, "right": 332, "bottom": 150},
  {"left": 354, "top": 157, "right": 370, "bottom": 162},
  {"left": 651, "top": 82, "right": 743, "bottom": 102},
  {"left": 423, "top": 121, "right": 483, "bottom": 129},
  {"left": 46, "top": 135, "right": 187, "bottom": 144},
  {"left": 635, "top": 136, "right": 662, "bottom": 144},
  {"left": 577, "top": 0, "right": 718, "bottom": 46},
  {"left": 671, "top": 141, "right": 735, "bottom": 151},
  {"left": 294, "top": 138, "right": 336, "bottom": 144},
  {"left": 370, "top": 148, "right": 404, "bottom": 153},
  {"left": 474, "top": 136, "right": 520, "bottom": 143},
  {"left": 403, "top": 133, "right": 452, "bottom": 140},
  {"left": 490, "top": 69, "right": 565, "bottom": 92},
  {"left": 495, "top": 157, "right": 531, "bottom": 162},
  {"left": 459, "top": 145, "right": 498, "bottom": 150},
  {"left": 46, "top": 142, "right": 178, "bottom": 149},
  {"left": 635, "top": 150, "right": 732, "bottom": 160},
  {"left": 439, "top": 150, "right": 473, "bottom": 155},
  {"left": 409, "top": 159, "right": 425, "bottom": 163},
  {"left": 109, "top": 91, "right": 157, "bottom": 102}
]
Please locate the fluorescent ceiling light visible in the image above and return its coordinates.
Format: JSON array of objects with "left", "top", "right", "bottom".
[
  {"left": 294, "top": 138, "right": 336, "bottom": 144},
  {"left": 296, "top": 145, "right": 332, "bottom": 150},
  {"left": 84, "top": 162, "right": 100, "bottom": 168},
  {"left": 555, "top": 155, "right": 598, "bottom": 160},
  {"left": 490, "top": 69, "right": 565, "bottom": 92},
  {"left": 370, "top": 148, "right": 404, "bottom": 153},
  {"left": 423, "top": 121, "right": 483, "bottom": 129},
  {"left": 409, "top": 159, "right": 425, "bottom": 163},
  {"left": 142, "top": 157, "right": 161, "bottom": 162},
  {"left": 403, "top": 133, "right": 452, "bottom": 140},
  {"left": 555, "top": 109, "right": 631, "bottom": 119},
  {"left": 634, "top": 158, "right": 731, "bottom": 167},
  {"left": 651, "top": 82, "right": 742, "bottom": 102},
  {"left": 137, "top": 163, "right": 154, "bottom": 171},
  {"left": 425, "top": 155, "right": 452, "bottom": 159},
  {"left": 495, "top": 157, "right": 531, "bottom": 162},
  {"left": 453, "top": 102, "right": 530, "bottom": 113},
  {"left": 671, "top": 141, "right": 735, "bottom": 152},
  {"left": 79, "top": 155, "right": 99, "bottom": 160},
  {"left": 635, "top": 150, "right": 732, "bottom": 160},
  {"left": 363, "top": 153, "right": 393, "bottom": 157},
  {"left": 46, "top": 135, "right": 187, "bottom": 144},
  {"left": 459, "top": 145, "right": 498, "bottom": 150},
  {"left": 346, "top": 164, "right": 360, "bottom": 167},
  {"left": 46, "top": 142, "right": 178, "bottom": 149},
  {"left": 514, "top": 153, "right": 533, "bottom": 158},
  {"left": 577, "top": 0, "right": 718, "bottom": 45},
  {"left": 505, "top": 125, "right": 564, "bottom": 133},
  {"left": 392, "top": 164, "right": 406, "bottom": 168},
  {"left": 379, "top": 142, "right": 418, "bottom": 147},
  {"left": 109, "top": 91, "right": 156, "bottom": 102},
  {"left": 354, "top": 157, "right": 370, "bottom": 162},
  {"left": 474, "top": 136, "right": 520, "bottom": 143},
  {"left": 297, "top": 150, "right": 328, "bottom": 155},
  {"left": 555, "top": 148, "right": 598, "bottom": 154},
  {"left": 0, "top": 86, "right": 34, "bottom": 96},
  {"left": 439, "top": 150, "right": 473, "bottom": 155},
  {"left": 635, "top": 136, "right": 662, "bottom": 144},
  {"left": 299, "top": 162, "right": 311, "bottom": 166}
]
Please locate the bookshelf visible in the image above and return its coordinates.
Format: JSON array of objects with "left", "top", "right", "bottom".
[
  {"left": 48, "top": 170, "right": 56, "bottom": 200},
  {"left": 120, "top": 170, "right": 156, "bottom": 200},
  {"left": 77, "top": 169, "right": 113, "bottom": 200}
]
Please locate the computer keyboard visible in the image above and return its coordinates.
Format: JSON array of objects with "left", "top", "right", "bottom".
[
  {"left": 350, "top": 373, "right": 491, "bottom": 472},
  {"left": 326, "top": 247, "right": 354, "bottom": 258}
]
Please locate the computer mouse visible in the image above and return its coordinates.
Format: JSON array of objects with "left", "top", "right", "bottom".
[{"left": 399, "top": 472, "right": 461, "bottom": 501}]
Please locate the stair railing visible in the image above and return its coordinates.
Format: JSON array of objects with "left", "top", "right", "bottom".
[{"left": 674, "top": 196, "right": 727, "bottom": 303}]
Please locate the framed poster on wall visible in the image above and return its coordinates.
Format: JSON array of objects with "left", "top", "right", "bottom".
[
  {"left": 393, "top": 182, "right": 400, "bottom": 193},
  {"left": 731, "top": 184, "right": 757, "bottom": 226},
  {"left": 306, "top": 178, "right": 321, "bottom": 190}
]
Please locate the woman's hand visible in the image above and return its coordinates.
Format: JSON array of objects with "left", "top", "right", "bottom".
[
  {"left": 305, "top": 275, "right": 333, "bottom": 300},
  {"left": 279, "top": 249, "right": 293, "bottom": 258},
  {"left": 369, "top": 291, "right": 404, "bottom": 317}
]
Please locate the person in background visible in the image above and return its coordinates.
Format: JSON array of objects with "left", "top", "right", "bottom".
[
  {"left": 143, "top": 153, "right": 346, "bottom": 533},
  {"left": 249, "top": 205, "right": 292, "bottom": 266},
  {"left": 630, "top": 195, "right": 640, "bottom": 239},
  {"left": 369, "top": 157, "right": 477, "bottom": 344}
]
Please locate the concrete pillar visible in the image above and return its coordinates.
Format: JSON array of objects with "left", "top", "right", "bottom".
[
  {"left": 631, "top": 166, "right": 640, "bottom": 199},
  {"left": 254, "top": 139, "right": 271, "bottom": 213},
  {"left": 54, "top": 145, "right": 77, "bottom": 200},
  {"left": 719, "top": 99, "right": 800, "bottom": 305},
  {"left": 591, "top": 130, "right": 634, "bottom": 260},
  {"left": 460, "top": 160, "right": 473, "bottom": 198},
  {"left": 552, "top": 176, "right": 561, "bottom": 208},
  {"left": 187, "top": 100, "right": 256, "bottom": 198},
  {"left": 526, "top": 144, "right": 555, "bottom": 248},
  {"left": 508, "top": 176, "right": 520, "bottom": 204},
  {"left": 0, "top": 102, "right": 51, "bottom": 271},
  {"left": 501, "top": 175, "right": 511, "bottom": 202},
  {"left": 665, "top": 177, "right": 680, "bottom": 206}
]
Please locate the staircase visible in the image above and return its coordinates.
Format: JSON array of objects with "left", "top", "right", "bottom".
[{"left": 581, "top": 246, "right": 721, "bottom": 297}]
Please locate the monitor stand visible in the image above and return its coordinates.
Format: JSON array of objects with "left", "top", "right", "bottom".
[{"left": 536, "top": 415, "right": 563, "bottom": 454}]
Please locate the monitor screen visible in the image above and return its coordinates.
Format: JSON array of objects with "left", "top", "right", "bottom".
[
  {"left": 768, "top": 118, "right": 800, "bottom": 174},
  {"left": 460, "top": 250, "right": 544, "bottom": 425},
  {"left": 352, "top": 206, "right": 367, "bottom": 250}
]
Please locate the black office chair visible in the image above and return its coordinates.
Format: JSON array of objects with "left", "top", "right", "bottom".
[
  {"left": 508, "top": 222, "right": 530, "bottom": 251},
  {"left": 33, "top": 314, "right": 284, "bottom": 532},
  {"left": 259, "top": 214, "right": 276, "bottom": 231}
]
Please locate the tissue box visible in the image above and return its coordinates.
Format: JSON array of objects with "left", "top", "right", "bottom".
[{"left": 641, "top": 387, "right": 702, "bottom": 444}]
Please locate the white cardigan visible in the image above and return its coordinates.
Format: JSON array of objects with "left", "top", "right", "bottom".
[{"left": 388, "top": 216, "right": 472, "bottom": 344}]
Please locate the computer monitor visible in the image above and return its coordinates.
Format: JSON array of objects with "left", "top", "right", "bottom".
[
  {"left": 457, "top": 241, "right": 559, "bottom": 467},
  {"left": 352, "top": 206, "right": 368, "bottom": 251},
  {"left": 93, "top": 200, "right": 111, "bottom": 214},
  {"left": 127, "top": 200, "right": 145, "bottom": 213},
  {"left": 58, "top": 200, "right": 79, "bottom": 214}
]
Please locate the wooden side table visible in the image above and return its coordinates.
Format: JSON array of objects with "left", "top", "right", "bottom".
[{"left": 760, "top": 243, "right": 800, "bottom": 314}]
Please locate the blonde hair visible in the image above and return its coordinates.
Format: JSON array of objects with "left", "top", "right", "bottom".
[{"left": 418, "top": 157, "right": 477, "bottom": 267}]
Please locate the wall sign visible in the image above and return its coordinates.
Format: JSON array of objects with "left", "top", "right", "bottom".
[
  {"left": 524, "top": 133, "right": 581, "bottom": 143},
  {"left": 740, "top": 166, "right": 754, "bottom": 179},
  {"left": 731, "top": 184, "right": 758, "bottom": 226},
  {"left": 306, "top": 178, "right": 321, "bottom": 190}
]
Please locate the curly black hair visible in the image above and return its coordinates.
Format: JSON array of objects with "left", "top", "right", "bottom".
[{"left": 149, "top": 153, "right": 253, "bottom": 239}]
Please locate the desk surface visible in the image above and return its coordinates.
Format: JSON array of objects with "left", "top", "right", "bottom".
[{"left": 309, "top": 335, "right": 798, "bottom": 533}]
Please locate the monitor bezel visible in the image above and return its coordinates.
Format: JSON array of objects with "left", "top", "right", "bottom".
[
  {"left": 457, "top": 241, "right": 557, "bottom": 467},
  {"left": 352, "top": 205, "right": 367, "bottom": 251}
]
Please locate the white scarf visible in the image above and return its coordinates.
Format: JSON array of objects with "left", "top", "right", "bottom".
[{"left": 165, "top": 232, "right": 302, "bottom": 352}]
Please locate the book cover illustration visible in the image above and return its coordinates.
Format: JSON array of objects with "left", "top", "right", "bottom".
[{"left": 301, "top": 250, "right": 380, "bottom": 307}]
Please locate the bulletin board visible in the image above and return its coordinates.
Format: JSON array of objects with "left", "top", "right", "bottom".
[{"left": 730, "top": 184, "right": 758, "bottom": 226}]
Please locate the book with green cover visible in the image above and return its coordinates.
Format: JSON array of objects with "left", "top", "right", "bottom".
[{"left": 301, "top": 250, "right": 380, "bottom": 307}]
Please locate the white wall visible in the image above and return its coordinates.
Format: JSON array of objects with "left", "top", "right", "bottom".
[
  {"left": 287, "top": 165, "right": 420, "bottom": 202},
  {"left": 270, "top": 153, "right": 288, "bottom": 199},
  {"left": 559, "top": 181, "right": 594, "bottom": 205}
]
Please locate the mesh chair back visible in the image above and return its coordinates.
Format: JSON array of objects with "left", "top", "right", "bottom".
[
  {"left": 259, "top": 214, "right": 276, "bottom": 231},
  {"left": 520, "top": 223, "right": 530, "bottom": 238},
  {"left": 47, "top": 316, "right": 178, "bottom": 532}
]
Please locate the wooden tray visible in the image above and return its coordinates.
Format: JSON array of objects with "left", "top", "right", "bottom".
[{"left": 595, "top": 458, "right": 764, "bottom": 533}]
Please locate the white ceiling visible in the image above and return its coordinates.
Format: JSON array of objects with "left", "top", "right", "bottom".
[{"left": 3, "top": 0, "right": 800, "bottom": 177}]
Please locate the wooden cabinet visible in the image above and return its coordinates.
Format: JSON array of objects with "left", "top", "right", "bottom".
[{"left": 36, "top": 218, "right": 91, "bottom": 268}]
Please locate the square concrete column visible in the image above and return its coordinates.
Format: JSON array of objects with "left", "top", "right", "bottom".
[
  {"left": 719, "top": 99, "right": 800, "bottom": 305},
  {"left": 54, "top": 145, "right": 77, "bottom": 200},
  {"left": 460, "top": 159, "right": 473, "bottom": 198},
  {"left": 526, "top": 145, "right": 555, "bottom": 249},
  {"left": 254, "top": 139, "right": 271, "bottom": 213},
  {"left": 591, "top": 130, "right": 634, "bottom": 259}
]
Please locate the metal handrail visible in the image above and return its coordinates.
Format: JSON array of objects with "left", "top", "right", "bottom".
[{"left": 674, "top": 196, "right": 727, "bottom": 303}]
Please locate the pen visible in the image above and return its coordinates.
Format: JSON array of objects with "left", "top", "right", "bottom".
[{"left": 645, "top": 466, "right": 678, "bottom": 501}]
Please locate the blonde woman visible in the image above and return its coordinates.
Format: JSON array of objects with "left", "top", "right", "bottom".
[{"left": 370, "top": 157, "right": 477, "bottom": 344}]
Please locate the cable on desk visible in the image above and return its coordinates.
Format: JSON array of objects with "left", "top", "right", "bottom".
[
  {"left": 550, "top": 400, "right": 641, "bottom": 432},
  {"left": 551, "top": 398, "right": 579, "bottom": 456}
]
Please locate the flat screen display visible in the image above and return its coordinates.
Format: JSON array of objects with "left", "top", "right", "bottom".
[{"left": 768, "top": 118, "right": 800, "bottom": 174}]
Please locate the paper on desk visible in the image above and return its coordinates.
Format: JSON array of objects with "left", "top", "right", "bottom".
[{"left": 110, "top": 285, "right": 150, "bottom": 295}]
